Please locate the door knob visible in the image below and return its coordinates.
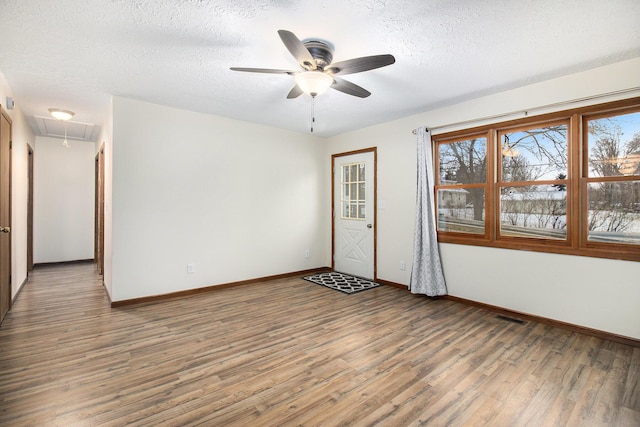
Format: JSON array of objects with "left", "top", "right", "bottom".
[
  {"left": 366, "top": 224, "right": 372, "bottom": 229},
  {"left": 0, "top": 226, "right": 10, "bottom": 233}
]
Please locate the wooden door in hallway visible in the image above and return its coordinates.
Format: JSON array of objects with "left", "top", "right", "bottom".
[
  {"left": 94, "top": 145, "right": 105, "bottom": 275},
  {"left": 27, "top": 145, "right": 33, "bottom": 272},
  {"left": 0, "top": 109, "right": 12, "bottom": 322}
]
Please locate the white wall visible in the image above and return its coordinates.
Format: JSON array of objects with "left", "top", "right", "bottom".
[
  {"left": 33, "top": 137, "right": 95, "bottom": 263},
  {"left": 110, "top": 97, "right": 327, "bottom": 301},
  {"left": 0, "top": 71, "right": 34, "bottom": 298},
  {"left": 325, "top": 57, "right": 640, "bottom": 339}
]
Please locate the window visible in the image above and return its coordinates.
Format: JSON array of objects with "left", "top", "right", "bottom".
[
  {"left": 437, "top": 135, "right": 487, "bottom": 236},
  {"left": 584, "top": 110, "right": 640, "bottom": 246},
  {"left": 434, "top": 98, "right": 640, "bottom": 261},
  {"left": 497, "top": 121, "right": 569, "bottom": 241},
  {"left": 341, "top": 162, "right": 366, "bottom": 219}
]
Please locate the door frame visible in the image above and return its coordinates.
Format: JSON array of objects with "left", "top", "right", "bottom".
[
  {"left": 1, "top": 107, "right": 12, "bottom": 323},
  {"left": 27, "top": 144, "right": 33, "bottom": 272},
  {"left": 331, "top": 147, "right": 377, "bottom": 280}
]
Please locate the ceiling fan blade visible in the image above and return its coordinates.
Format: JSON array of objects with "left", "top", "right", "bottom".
[
  {"left": 230, "top": 67, "right": 294, "bottom": 75},
  {"left": 331, "top": 77, "right": 371, "bottom": 98},
  {"left": 287, "top": 85, "right": 303, "bottom": 99},
  {"left": 327, "top": 54, "right": 395, "bottom": 75},
  {"left": 277, "top": 30, "right": 316, "bottom": 70}
]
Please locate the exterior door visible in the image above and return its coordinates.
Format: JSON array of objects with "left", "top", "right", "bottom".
[
  {"left": 333, "top": 149, "right": 376, "bottom": 279},
  {"left": 0, "top": 109, "right": 12, "bottom": 323}
]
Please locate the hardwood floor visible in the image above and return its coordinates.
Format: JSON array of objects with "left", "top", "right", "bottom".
[{"left": 1, "top": 263, "right": 639, "bottom": 426}]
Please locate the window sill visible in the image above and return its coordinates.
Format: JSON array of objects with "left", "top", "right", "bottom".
[{"left": 437, "top": 235, "right": 640, "bottom": 262}]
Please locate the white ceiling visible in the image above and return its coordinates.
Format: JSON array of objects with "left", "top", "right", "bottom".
[{"left": 1, "top": 0, "right": 639, "bottom": 139}]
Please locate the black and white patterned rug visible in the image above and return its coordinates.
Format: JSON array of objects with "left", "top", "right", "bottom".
[{"left": 303, "top": 272, "right": 382, "bottom": 294}]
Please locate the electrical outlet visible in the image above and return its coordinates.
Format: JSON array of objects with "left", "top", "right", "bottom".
[
  {"left": 187, "top": 263, "right": 195, "bottom": 274},
  {"left": 304, "top": 249, "right": 310, "bottom": 258},
  {"left": 400, "top": 260, "right": 406, "bottom": 271}
]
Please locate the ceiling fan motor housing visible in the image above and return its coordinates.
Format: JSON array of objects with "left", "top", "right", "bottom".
[
  {"left": 302, "top": 39, "right": 334, "bottom": 69},
  {"left": 230, "top": 30, "right": 394, "bottom": 100}
]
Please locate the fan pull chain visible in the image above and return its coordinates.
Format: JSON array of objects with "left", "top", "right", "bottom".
[
  {"left": 310, "top": 96, "right": 316, "bottom": 133},
  {"left": 63, "top": 122, "right": 71, "bottom": 148}
]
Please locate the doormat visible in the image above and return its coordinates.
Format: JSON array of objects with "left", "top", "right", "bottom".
[{"left": 303, "top": 272, "right": 382, "bottom": 294}]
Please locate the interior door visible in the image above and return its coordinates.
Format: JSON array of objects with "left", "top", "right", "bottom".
[
  {"left": 94, "top": 145, "right": 104, "bottom": 275},
  {"left": 27, "top": 146, "right": 33, "bottom": 272},
  {"left": 333, "top": 149, "right": 376, "bottom": 279},
  {"left": 0, "top": 109, "right": 12, "bottom": 323}
]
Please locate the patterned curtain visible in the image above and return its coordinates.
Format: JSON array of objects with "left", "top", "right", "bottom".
[{"left": 409, "top": 127, "right": 447, "bottom": 296}]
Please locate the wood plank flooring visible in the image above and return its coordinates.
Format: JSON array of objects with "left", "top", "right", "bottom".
[{"left": 1, "top": 263, "right": 639, "bottom": 426}]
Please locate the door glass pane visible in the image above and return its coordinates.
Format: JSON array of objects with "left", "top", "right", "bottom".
[
  {"left": 501, "top": 124, "right": 568, "bottom": 182},
  {"left": 340, "top": 161, "right": 366, "bottom": 219},
  {"left": 350, "top": 165, "right": 358, "bottom": 182},
  {"left": 439, "top": 138, "right": 487, "bottom": 184},
  {"left": 437, "top": 188, "right": 485, "bottom": 234},
  {"left": 587, "top": 112, "right": 640, "bottom": 177},
  {"left": 587, "top": 181, "right": 640, "bottom": 244},
  {"left": 499, "top": 185, "right": 567, "bottom": 240}
]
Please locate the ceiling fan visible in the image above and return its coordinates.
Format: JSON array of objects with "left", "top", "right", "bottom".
[{"left": 230, "top": 30, "right": 395, "bottom": 99}]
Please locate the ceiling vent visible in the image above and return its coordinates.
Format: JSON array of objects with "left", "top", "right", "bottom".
[{"left": 30, "top": 115, "right": 100, "bottom": 142}]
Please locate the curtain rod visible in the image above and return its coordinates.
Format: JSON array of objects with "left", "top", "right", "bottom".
[{"left": 411, "top": 87, "right": 640, "bottom": 135}]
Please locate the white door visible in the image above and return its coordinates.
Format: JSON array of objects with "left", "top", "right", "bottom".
[{"left": 333, "top": 151, "right": 375, "bottom": 279}]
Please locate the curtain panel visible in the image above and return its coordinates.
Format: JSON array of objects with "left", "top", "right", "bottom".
[{"left": 409, "top": 127, "right": 447, "bottom": 296}]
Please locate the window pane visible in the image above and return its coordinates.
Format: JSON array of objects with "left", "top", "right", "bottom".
[
  {"left": 342, "top": 202, "right": 349, "bottom": 218},
  {"left": 439, "top": 138, "right": 487, "bottom": 184},
  {"left": 587, "top": 112, "right": 640, "bottom": 177},
  {"left": 358, "top": 163, "right": 365, "bottom": 181},
  {"left": 437, "top": 188, "right": 485, "bottom": 234},
  {"left": 343, "top": 184, "right": 349, "bottom": 199},
  {"left": 358, "top": 203, "right": 365, "bottom": 219},
  {"left": 501, "top": 124, "right": 568, "bottom": 182},
  {"left": 587, "top": 181, "right": 640, "bottom": 244},
  {"left": 343, "top": 165, "right": 349, "bottom": 182},
  {"left": 500, "top": 185, "right": 567, "bottom": 239},
  {"left": 350, "top": 203, "right": 357, "bottom": 218},
  {"left": 358, "top": 182, "right": 365, "bottom": 201}
]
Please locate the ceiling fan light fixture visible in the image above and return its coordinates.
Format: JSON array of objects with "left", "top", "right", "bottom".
[
  {"left": 295, "top": 71, "right": 333, "bottom": 97},
  {"left": 48, "top": 108, "right": 75, "bottom": 121}
]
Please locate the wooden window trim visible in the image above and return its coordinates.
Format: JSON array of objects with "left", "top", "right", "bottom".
[{"left": 434, "top": 97, "right": 640, "bottom": 262}]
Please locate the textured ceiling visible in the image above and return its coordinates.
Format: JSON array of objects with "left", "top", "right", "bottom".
[{"left": 1, "top": 0, "right": 639, "bottom": 139}]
